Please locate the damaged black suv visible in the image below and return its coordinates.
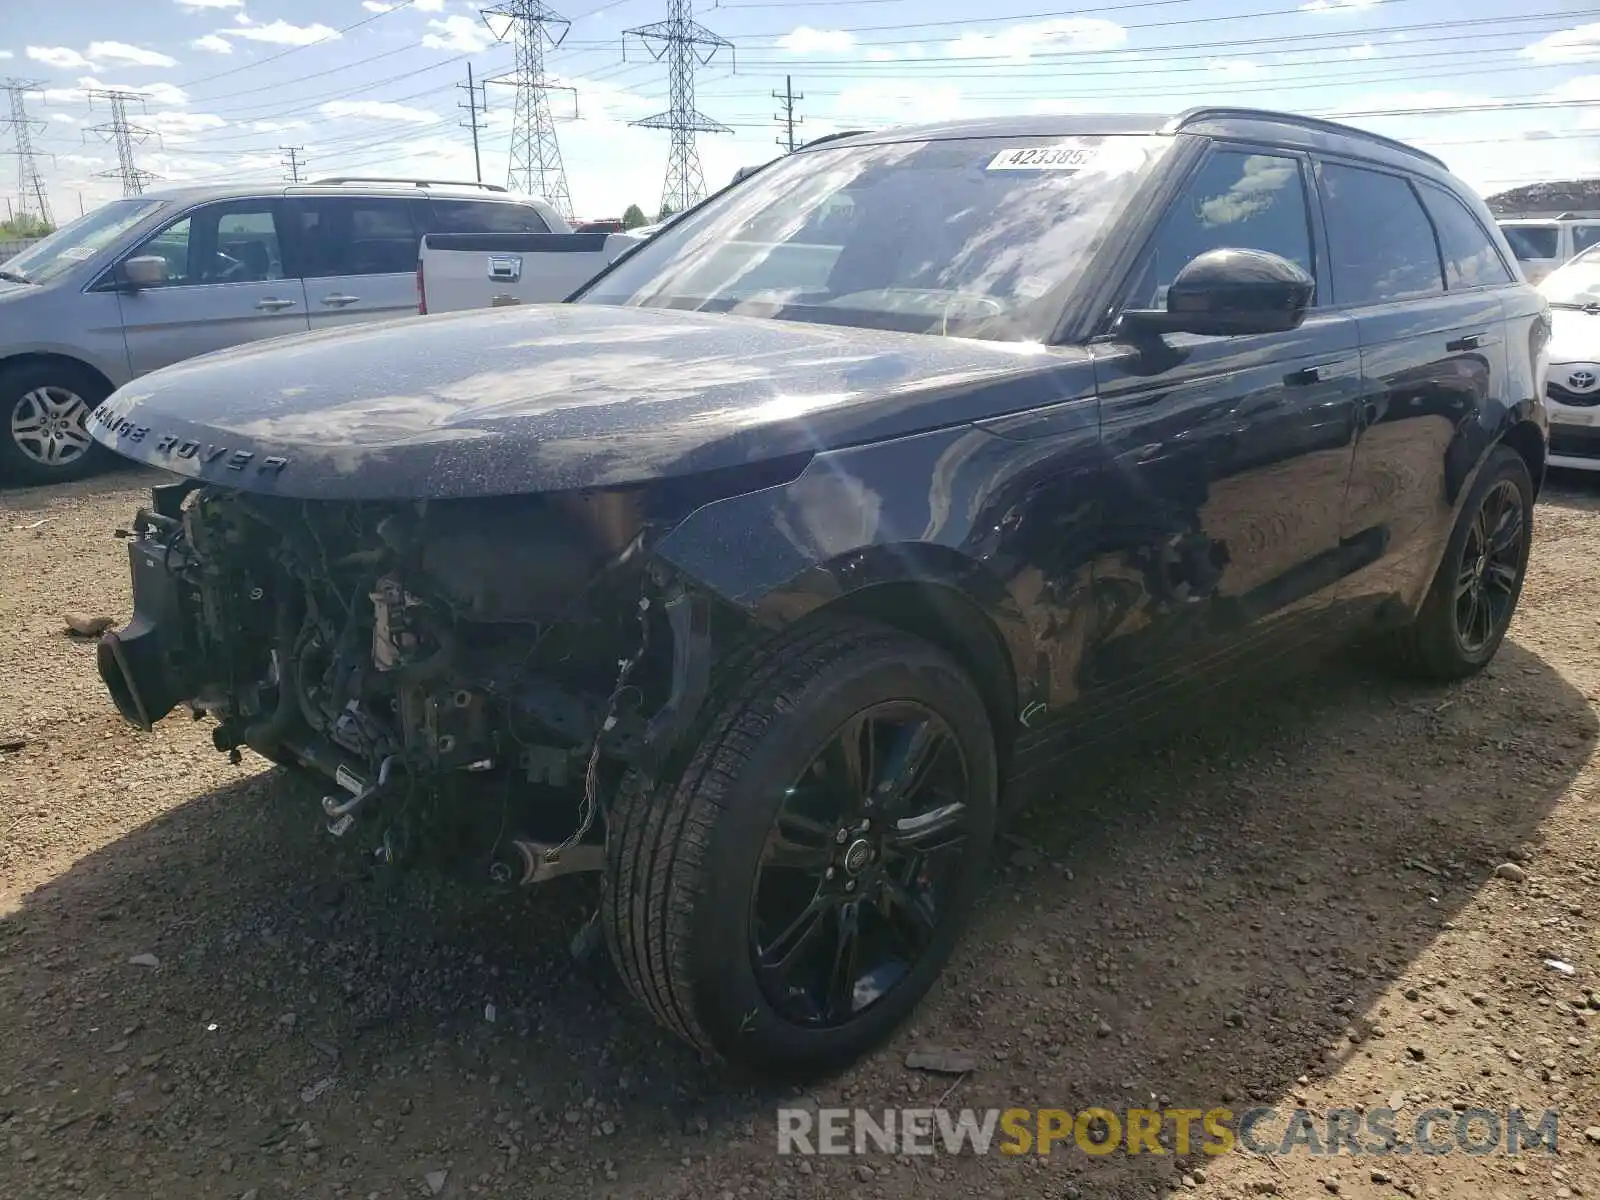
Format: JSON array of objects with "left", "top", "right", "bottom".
[{"left": 90, "top": 108, "right": 1548, "bottom": 1077}]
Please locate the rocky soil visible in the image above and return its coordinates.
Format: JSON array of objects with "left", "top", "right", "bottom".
[{"left": 3, "top": 465, "right": 1600, "bottom": 1200}]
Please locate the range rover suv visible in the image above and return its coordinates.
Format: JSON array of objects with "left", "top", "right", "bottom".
[
  {"left": 87, "top": 108, "right": 1548, "bottom": 1077},
  {"left": 0, "top": 177, "right": 564, "bottom": 484}
]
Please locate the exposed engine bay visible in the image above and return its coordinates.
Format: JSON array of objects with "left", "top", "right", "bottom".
[{"left": 97, "top": 479, "right": 722, "bottom": 883}]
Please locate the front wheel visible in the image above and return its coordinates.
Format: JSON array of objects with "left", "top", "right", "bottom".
[
  {"left": 1390, "top": 443, "right": 1534, "bottom": 680},
  {"left": 602, "top": 618, "right": 998, "bottom": 1077},
  {"left": 0, "top": 360, "right": 111, "bottom": 486}
]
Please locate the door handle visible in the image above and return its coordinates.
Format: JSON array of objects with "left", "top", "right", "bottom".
[
  {"left": 256, "top": 297, "right": 297, "bottom": 311},
  {"left": 321, "top": 294, "right": 360, "bottom": 307},
  {"left": 1283, "top": 366, "right": 1322, "bottom": 387},
  {"left": 1446, "top": 333, "right": 1482, "bottom": 352}
]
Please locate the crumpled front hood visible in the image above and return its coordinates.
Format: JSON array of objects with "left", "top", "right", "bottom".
[
  {"left": 89, "top": 303, "right": 1086, "bottom": 500},
  {"left": 1549, "top": 307, "right": 1600, "bottom": 366}
]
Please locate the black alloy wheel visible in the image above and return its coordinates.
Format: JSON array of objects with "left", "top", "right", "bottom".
[
  {"left": 602, "top": 617, "right": 998, "bottom": 1077},
  {"left": 1453, "top": 478, "right": 1525, "bottom": 655},
  {"left": 751, "top": 702, "right": 972, "bottom": 1029},
  {"left": 1389, "top": 443, "right": 1534, "bottom": 681}
]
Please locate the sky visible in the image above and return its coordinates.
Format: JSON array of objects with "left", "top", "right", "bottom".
[{"left": 0, "top": 0, "right": 1597, "bottom": 222}]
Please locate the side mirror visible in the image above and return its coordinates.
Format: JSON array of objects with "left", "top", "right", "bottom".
[
  {"left": 1120, "top": 248, "right": 1314, "bottom": 338},
  {"left": 120, "top": 255, "right": 169, "bottom": 289}
]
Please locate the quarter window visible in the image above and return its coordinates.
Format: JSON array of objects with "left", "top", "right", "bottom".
[
  {"left": 1501, "top": 226, "right": 1559, "bottom": 261},
  {"left": 1416, "top": 183, "right": 1512, "bottom": 290},
  {"left": 1125, "top": 149, "right": 1314, "bottom": 311},
  {"left": 431, "top": 200, "right": 552, "bottom": 233},
  {"left": 1320, "top": 164, "right": 1444, "bottom": 306},
  {"left": 1574, "top": 225, "right": 1600, "bottom": 256}
]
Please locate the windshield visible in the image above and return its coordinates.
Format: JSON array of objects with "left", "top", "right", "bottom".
[
  {"left": 1501, "top": 225, "right": 1559, "bottom": 262},
  {"left": 578, "top": 133, "right": 1172, "bottom": 341},
  {"left": 1541, "top": 247, "right": 1600, "bottom": 308},
  {"left": 1, "top": 198, "right": 165, "bottom": 285}
]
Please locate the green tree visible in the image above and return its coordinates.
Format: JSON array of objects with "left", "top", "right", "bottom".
[
  {"left": 657, "top": 203, "right": 677, "bottom": 223},
  {"left": 621, "top": 204, "right": 648, "bottom": 230},
  {"left": 0, "top": 214, "right": 54, "bottom": 239}
]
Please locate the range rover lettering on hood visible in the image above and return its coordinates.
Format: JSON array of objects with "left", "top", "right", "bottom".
[{"left": 90, "top": 404, "right": 291, "bottom": 477}]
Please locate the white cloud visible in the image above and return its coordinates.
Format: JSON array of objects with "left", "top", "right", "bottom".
[
  {"left": 421, "top": 15, "right": 495, "bottom": 52},
  {"left": 320, "top": 99, "right": 440, "bottom": 123},
  {"left": 0, "top": 51, "right": 12, "bottom": 60},
  {"left": 87, "top": 41, "right": 179, "bottom": 68},
  {"left": 73, "top": 76, "right": 192, "bottom": 107},
  {"left": 50, "top": 113, "right": 77, "bottom": 124},
  {"left": 945, "top": 18, "right": 1125, "bottom": 61},
  {"left": 59, "top": 153, "right": 105, "bottom": 167},
  {"left": 148, "top": 111, "right": 228, "bottom": 141},
  {"left": 829, "top": 81, "right": 964, "bottom": 124},
  {"left": 416, "top": 0, "right": 447, "bottom": 10},
  {"left": 1523, "top": 24, "right": 1600, "bottom": 63},
  {"left": 362, "top": 1, "right": 397, "bottom": 9},
  {"left": 1207, "top": 58, "right": 1261, "bottom": 77},
  {"left": 226, "top": 20, "right": 339, "bottom": 46},
  {"left": 250, "top": 118, "right": 310, "bottom": 132},
  {"left": 1299, "top": 0, "right": 1378, "bottom": 12},
  {"left": 27, "top": 45, "right": 93, "bottom": 70},
  {"left": 1347, "top": 42, "right": 1376, "bottom": 59},
  {"left": 192, "top": 34, "right": 234, "bottom": 54},
  {"left": 778, "top": 27, "right": 856, "bottom": 54},
  {"left": 175, "top": 0, "right": 243, "bottom": 7}
]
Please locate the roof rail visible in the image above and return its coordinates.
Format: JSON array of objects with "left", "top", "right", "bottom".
[
  {"left": 306, "top": 176, "right": 510, "bottom": 192},
  {"left": 798, "top": 129, "right": 872, "bottom": 150},
  {"left": 1161, "top": 107, "right": 1449, "bottom": 170}
]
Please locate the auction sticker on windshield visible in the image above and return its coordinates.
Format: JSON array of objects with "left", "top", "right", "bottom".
[{"left": 986, "top": 144, "right": 1100, "bottom": 171}]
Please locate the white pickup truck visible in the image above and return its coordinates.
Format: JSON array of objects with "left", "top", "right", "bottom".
[
  {"left": 416, "top": 225, "right": 647, "bottom": 314},
  {"left": 414, "top": 160, "right": 802, "bottom": 315}
]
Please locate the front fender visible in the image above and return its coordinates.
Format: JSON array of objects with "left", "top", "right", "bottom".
[{"left": 652, "top": 416, "right": 1105, "bottom": 717}]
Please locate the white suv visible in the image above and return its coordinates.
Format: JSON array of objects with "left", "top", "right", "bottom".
[
  {"left": 0, "top": 177, "right": 566, "bottom": 484},
  {"left": 1498, "top": 216, "right": 1600, "bottom": 285}
]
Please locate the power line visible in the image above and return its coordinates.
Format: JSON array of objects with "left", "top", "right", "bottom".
[
  {"left": 773, "top": 74, "right": 802, "bottom": 152},
  {"left": 459, "top": 63, "right": 489, "bottom": 185},
  {"left": 624, "top": 0, "right": 734, "bottom": 216},
  {"left": 84, "top": 90, "right": 159, "bottom": 197},
  {"left": 1, "top": 78, "right": 53, "bottom": 225},
  {"left": 176, "top": 0, "right": 419, "bottom": 91},
  {"left": 280, "top": 145, "right": 307, "bottom": 183},
  {"left": 485, "top": 0, "right": 578, "bottom": 219}
]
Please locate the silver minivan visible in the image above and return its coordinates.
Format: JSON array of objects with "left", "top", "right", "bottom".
[{"left": 0, "top": 178, "right": 565, "bottom": 484}]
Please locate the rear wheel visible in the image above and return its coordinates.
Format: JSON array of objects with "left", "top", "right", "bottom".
[
  {"left": 1390, "top": 444, "right": 1533, "bottom": 680},
  {"left": 602, "top": 618, "right": 998, "bottom": 1077},
  {"left": 0, "top": 360, "right": 111, "bottom": 486}
]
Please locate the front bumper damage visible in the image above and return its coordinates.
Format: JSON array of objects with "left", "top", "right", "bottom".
[{"left": 95, "top": 479, "right": 722, "bottom": 883}]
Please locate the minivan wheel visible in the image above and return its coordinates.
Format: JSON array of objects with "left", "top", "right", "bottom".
[
  {"left": 1390, "top": 444, "right": 1533, "bottom": 681},
  {"left": 602, "top": 617, "right": 998, "bottom": 1077},
  {"left": 0, "top": 361, "right": 111, "bottom": 486}
]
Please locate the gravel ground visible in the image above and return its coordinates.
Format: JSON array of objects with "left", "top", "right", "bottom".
[{"left": 3, "top": 465, "right": 1600, "bottom": 1200}]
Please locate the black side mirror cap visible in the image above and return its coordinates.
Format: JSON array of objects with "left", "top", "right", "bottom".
[{"left": 1120, "top": 247, "right": 1314, "bottom": 338}]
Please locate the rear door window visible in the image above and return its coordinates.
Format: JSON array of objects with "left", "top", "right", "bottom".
[
  {"left": 431, "top": 199, "right": 552, "bottom": 233},
  {"left": 1501, "top": 225, "right": 1559, "bottom": 262},
  {"left": 292, "top": 197, "right": 422, "bottom": 277},
  {"left": 1573, "top": 225, "right": 1600, "bottom": 256},
  {"left": 1319, "top": 163, "right": 1444, "bottom": 306}
]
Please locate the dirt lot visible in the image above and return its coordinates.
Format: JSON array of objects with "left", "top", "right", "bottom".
[{"left": 4, "top": 466, "right": 1600, "bottom": 1200}]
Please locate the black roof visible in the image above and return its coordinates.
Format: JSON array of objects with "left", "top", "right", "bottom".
[{"left": 807, "top": 106, "right": 1448, "bottom": 174}]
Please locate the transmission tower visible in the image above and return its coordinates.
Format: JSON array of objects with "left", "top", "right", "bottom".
[
  {"left": 773, "top": 75, "right": 802, "bottom": 153},
  {"left": 1, "top": 79, "right": 53, "bottom": 225},
  {"left": 85, "top": 90, "right": 159, "bottom": 196},
  {"left": 280, "top": 145, "right": 306, "bottom": 183},
  {"left": 624, "top": 0, "right": 733, "bottom": 216},
  {"left": 483, "top": 1, "right": 577, "bottom": 220}
]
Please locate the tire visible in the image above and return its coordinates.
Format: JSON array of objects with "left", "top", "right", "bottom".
[
  {"left": 602, "top": 617, "right": 999, "bottom": 1077},
  {"left": 1389, "top": 443, "right": 1534, "bottom": 681},
  {"left": 0, "top": 360, "right": 112, "bottom": 486}
]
